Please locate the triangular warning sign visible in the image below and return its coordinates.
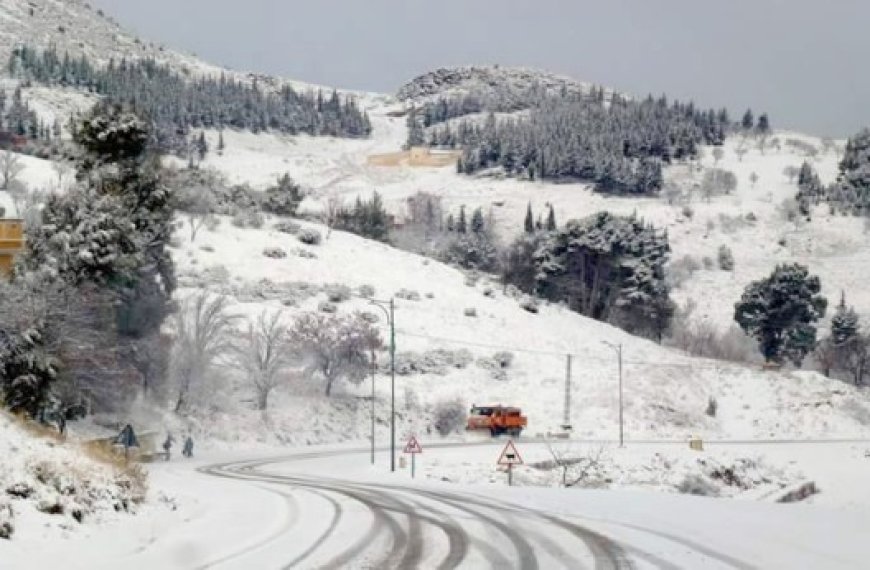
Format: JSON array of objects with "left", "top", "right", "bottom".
[
  {"left": 497, "top": 439, "right": 523, "bottom": 465},
  {"left": 403, "top": 435, "right": 423, "bottom": 454}
]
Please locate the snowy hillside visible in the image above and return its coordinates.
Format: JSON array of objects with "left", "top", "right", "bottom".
[
  {"left": 0, "top": 0, "right": 866, "bottom": 448},
  {"left": 0, "top": 413, "right": 147, "bottom": 541},
  {"left": 168, "top": 215, "right": 870, "bottom": 442}
]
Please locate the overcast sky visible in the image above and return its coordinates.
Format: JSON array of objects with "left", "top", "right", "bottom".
[{"left": 90, "top": 0, "right": 867, "bottom": 137}]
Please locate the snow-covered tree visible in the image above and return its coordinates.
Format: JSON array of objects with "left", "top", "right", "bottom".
[
  {"left": 524, "top": 203, "right": 534, "bottom": 234},
  {"left": 171, "top": 293, "right": 239, "bottom": 413},
  {"left": 741, "top": 109, "right": 754, "bottom": 130},
  {"left": 0, "top": 151, "right": 23, "bottom": 190},
  {"left": 232, "top": 310, "right": 297, "bottom": 410},
  {"left": 734, "top": 263, "right": 827, "bottom": 365},
  {"left": 470, "top": 207, "right": 485, "bottom": 234},
  {"left": 290, "top": 312, "right": 381, "bottom": 396},
  {"left": 829, "top": 128, "right": 870, "bottom": 215},
  {"left": 263, "top": 173, "right": 304, "bottom": 217},
  {"left": 175, "top": 185, "right": 215, "bottom": 242},
  {"left": 546, "top": 204, "right": 557, "bottom": 231}
]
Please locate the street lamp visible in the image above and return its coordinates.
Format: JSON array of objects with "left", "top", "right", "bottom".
[
  {"left": 369, "top": 298, "right": 396, "bottom": 472},
  {"left": 602, "top": 341, "right": 624, "bottom": 447}
]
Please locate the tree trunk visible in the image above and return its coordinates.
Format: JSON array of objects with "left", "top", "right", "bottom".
[{"left": 257, "top": 388, "right": 269, "bottom": 410}]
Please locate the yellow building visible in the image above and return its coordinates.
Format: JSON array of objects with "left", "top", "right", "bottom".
[{"left": 0, "top": 219, "right": 25, "bottom": 278}]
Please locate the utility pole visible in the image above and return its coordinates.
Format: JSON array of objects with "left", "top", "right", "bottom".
[
  {"left": 562, "top": 354, "right": 572, "bottom": 431},
  {"left": 369, "top": 297, "right": 397, "bottom": 472},
  {"left": 389, "top": 298, "right": 396, "bottom": 473},
  {"left": 370, "top": 349, "right": 376, "bottom": 465},
  {"left": 602, "top": 341, "right": 624, "bottom": 447}
]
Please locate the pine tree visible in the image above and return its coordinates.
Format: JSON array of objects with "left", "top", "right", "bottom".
[
  {"left": 446, "top": 213, "right": 455, "bottom": 232},
  {"left": 546, "top": 205, "right": 556, "bottom": 231},
  {"left": 217, "top": 130, "right": 225, "bottom": 155},
  {"left": 524, "top": 202, "right": 534, "bottom": 234},
  {"left": 470, "top": 207, "right": 485, "bottom": 234},
  {"left": 831, "top": 292, "right": 860, "bottom": 346},
  {"left": 457, "top": 206, "right": 467, "bottom": 234},
  {"left": 406, "top": 107, "right": 425, "bottom": 149},
  {"left": 742, "top": 109, "right": 754, "bottom": 130},
  {"left": 734, "top": 263, "right": 827, "bottom": 365},
  {"left": 756, "top": 113, "right": 771, "bottom": 134}
]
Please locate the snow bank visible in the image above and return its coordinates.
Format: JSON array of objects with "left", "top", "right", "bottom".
[{"left": 0, "top": 413, "right": 147, "bottom": 540}]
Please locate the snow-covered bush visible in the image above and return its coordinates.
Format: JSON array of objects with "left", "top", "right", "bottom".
[
  {"left": 520, "top": 297, "right": 539, "bottom": 313},
  {"left": 358, "top": 284, "right": 376, "bottom": 298},
  {"left": 274, "top": 220, "right": 301, "bottom": 234},
  {"left": 388, "top": 349, "right": 473, "bottom": 375},
  {"left": 681, "top": 205, "right": 694, "bottom": 219},
  {"left": 232, "top": 208, "right": 265, "bottom": 229},
  {"left": 199, "top": 244, "right": 215, "bottom": 253},
  {"left": 702, "top": 256, "right": 714, "bottom": 270},
  {"left": 677, "top": 474, "right": 719, "bottom": 496},
  {"left": 668, "top": 255, "right": 702, "bottom": 287},
  {"left": 262, "top": 247, "right": 287, "bottom": 259},
  {"left": 295, "top": 248, "right": 317, "bottom": 259},
  {"left": 0, "top": 500, "right": 12, "bottom": 539},
  {"left": 396, "top": 288, "right": 421, "bottom": 301},
  {"left": 318, "top": 301, "right": 338, "bottom": 313},
  {"left": 297, "top": 228, "right": 322, "bottom": 245},
  {"left": 706, "top": 396, "right": 718, "bottom": 417},
  {"left": 325, "top": 284, "right": 352, "bottom": 303},
  {"left": 476, "top": 351, "right": 515, "bottom": 380},
  {"left": 718, "top": 245, "right": 734, "bottom": 271},
  {"left": 464, "top": 307, "right": 478, "bottom": 317},
  {"left": 432, "top": 398, "right": 466, "bottom": 436}
]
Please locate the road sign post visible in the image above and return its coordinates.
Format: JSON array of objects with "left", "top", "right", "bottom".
[
  {"left": 403, "top": 435, "right": 423, "bottom": 479},
  {"left": 497, "top": 439, "right": 523, "bottom": 486}
]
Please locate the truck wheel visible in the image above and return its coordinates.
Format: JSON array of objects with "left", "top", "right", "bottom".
[
  {"left": 510, "top": 428, "right": 521, "bottom": 438},
  {"left": 490, "top": 428, "right": 498, "bottom": 438}
]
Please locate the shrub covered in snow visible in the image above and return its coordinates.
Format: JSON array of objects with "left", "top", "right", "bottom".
[
  {"left": 232, "top": 208, "right": 265, "bottom": 229},
  {"left": 718, "top": 245, "right": 734, "bottom": 270},
  {"left": 476, "top": 351, "right": 515, "bottom": 380},
  {"left": 325, "top": 284, "right": 352, "bottom": 303},
  {"left": 318, "top": 301, "right": 338, "bottom": 313},
  {"left": 262, "top": 247, "right": 287, "bottom": 259},
  {"left": 387, "top": 349, "right": 474, "bottom": 375},
  {"left": 274, "top": 220, "right": 301, "bottom": 235},
  {"left": 431, "top": 398, "right": 467, "bottom": 436},
  {"left": 463, "top": 307, "right": 478, "bottom": 317},
  {"left": 358, "top": 284, "right": 376, "bottom": 298},
  {"left": 520, "top": 297, "right": 539, "bottom": 313},
  {"left": 297, "top": 228, "right": 322, "bottom": 245},
  {"left": 395, "top": 288, "right": 421, "bottom": 301},
  {"left": 0, "top": 415, "right": 148, "bottom": 538},
  {"left": 677, "top": 474, "right": 720, "bottom": 496}
]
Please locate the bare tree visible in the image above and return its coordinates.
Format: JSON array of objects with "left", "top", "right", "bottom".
[
  {"left": 6, "top": 180, "right": 28, "bottom": 216},
  {"left": 734, "top": 143, "right": 748, "bottom": 162},
  {"left": 290, "top": 312, "right": 381, "bottom": 396},
  {"left": 52, "top": 161, "right": 72, "bottom": 191},
  {"left": 711, "top": 147, "right": 724, "bottom": 166},
  {"left": 0, "top": 151, "right": 24, "bottom": 190},
  {"left": 176, "top": 185, "right": 215, "bottom": 242},
  {"left": 171, "top": 293, "right": 239, "bottom": 412},
  {"left": 324, "top": 194, "right": 344, "bottom": 239},
  {"left": 545, "top": 444, "right": 607, "bottom": 487},
  {"left": 232, "top": 310, "right": 298, "bottom": 410}
]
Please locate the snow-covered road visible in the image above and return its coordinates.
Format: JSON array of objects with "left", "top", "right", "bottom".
[{"left": 5, "top": 440, "right": 870, "bottom": 569}]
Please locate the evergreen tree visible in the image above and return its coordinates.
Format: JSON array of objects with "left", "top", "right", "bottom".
[
  {"left": 734, "top": 263, "right": 827, "bottom": 365},
  {"left": 756, "top": 113, "right": 771, "bottom": 134},
  {"left": 457, "top": 205, "right": 467, "bottom": 234},
  {"left": 742, "top": 109, "right": 755, "bottom": 130},
  {"left": 831, "top": 292, "right": 860, "bottom": 346},
  {"left": 263, "top": 173, "right": 304, "bottom": 216},
  {"left": 546, "top": 205, "right": 556, "bottom": 231},
  {"left": 524, "top": 202, "right": 534, "bottom": 234},
  {"left": 446, "top": 213, "right": 455, "bottom": 232},
  {"left": 829, "top": 128, "right": 870, "bottom": 215},
  {"left": 406, "top": 107, "right": 425, "bottom": 149},
  {"left": 470, "top": 207, "right": 485, "bottom": 234},
  {"left": 217, "top": 130, "right": 225, "bottom": 155},
  {"left": 196, "top": 132, "right": 208, "bottom": 161}
]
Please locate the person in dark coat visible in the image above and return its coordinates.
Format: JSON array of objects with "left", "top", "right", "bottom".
[
  {"left": 183, "top": 436, "right": 194, "bottom": 458},
  {"left": 162, "top": 433, "right": 174, "bottom": 460}
]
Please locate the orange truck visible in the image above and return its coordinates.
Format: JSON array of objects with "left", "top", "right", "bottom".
[{"left": 466, "top": 405, "right": 527, "bottom": 437}]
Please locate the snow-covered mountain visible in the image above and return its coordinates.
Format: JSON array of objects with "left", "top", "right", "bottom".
[{"left": 0, "top": 0, "right": 868, "bottom": 447}]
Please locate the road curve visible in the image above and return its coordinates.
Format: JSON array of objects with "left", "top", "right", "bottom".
[{"left": 198, "top": 449, "right": 635, "bottom": 569}]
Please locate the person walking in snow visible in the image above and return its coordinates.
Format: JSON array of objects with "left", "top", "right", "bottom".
[
  {"left": 163, "top": 433, "right": 174, "bottom": 461},
  {"left": 183, "top": 436, "right": 194, "bottom": 458}
]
